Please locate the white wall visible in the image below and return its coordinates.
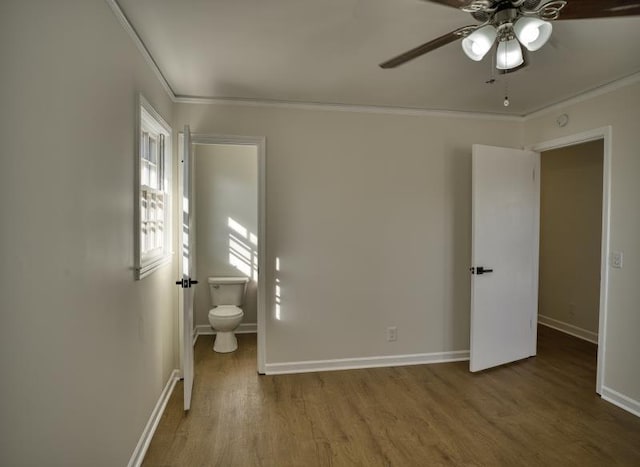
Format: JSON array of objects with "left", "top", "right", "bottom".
[
  {"left": 0, "top": 1, "right": 178, "bottom": 466},
  {"left": 194, "top": 144, "right": 258, "bottom": 327},
  {"left": 524, "top": 81, "right": 640, "bottom": 406},
  {"left": 175, "top": 103, "right": 522, "bottom": 363},
  {"left": 539, "top": 140, "right": 603, "bottom": 334}
]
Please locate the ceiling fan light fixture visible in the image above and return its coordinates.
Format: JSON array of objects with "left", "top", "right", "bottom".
[
  {"left": 514, "top": 16, "right": 552, "bottom": 51},
  {"left": 461, "top": 25, "right": 497, "bottom": 61},
  {"left": 496, "top": 38, "right": 524, "bottom": 70}
]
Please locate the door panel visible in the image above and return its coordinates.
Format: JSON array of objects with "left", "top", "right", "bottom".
[
  {"left": 181, "top": 125, "right": 194, "bottom": 410},
  {"left": 470, "top": 144, "right": 539, "bottom": 372}
]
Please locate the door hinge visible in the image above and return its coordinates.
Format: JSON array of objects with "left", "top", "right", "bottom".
[{"left": 533, "top": 168, "right": 536, "bottom": 181}]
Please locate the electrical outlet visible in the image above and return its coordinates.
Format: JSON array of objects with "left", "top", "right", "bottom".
[
  {"left": 386, "top": 326, "right": 397, "bottom": 342},
  {"left": 611, "top": 251, "right": 623, "bottom": 269}
]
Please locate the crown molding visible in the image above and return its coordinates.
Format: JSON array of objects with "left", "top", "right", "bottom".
[
  {"left": 106, "top": 0, "right": 639, "bottom": 123},
  {"left": 524, "top": 71, "right": 640, "bottom": 121},
  {"left": 174, "top": 95, "right": 524, "bottom": 121},
  {"left": 104, "top": 0, "right": 176, "bottom": 101},
  {"left": 175, "top": 70, "right": 640, "bottom": 120}
]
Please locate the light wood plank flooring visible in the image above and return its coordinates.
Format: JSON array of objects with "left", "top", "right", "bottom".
[{"left": 143, "top": 327, "right": 640, "bottom": 466}]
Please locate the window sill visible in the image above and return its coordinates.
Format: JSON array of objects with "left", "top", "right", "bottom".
[{"left": 136, "top": 254, "right": 172, "bottom": 280}]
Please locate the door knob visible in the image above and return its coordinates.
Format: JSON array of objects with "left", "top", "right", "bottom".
[{"left": 175, "top": 278, "right": 199, "bottom": 288}]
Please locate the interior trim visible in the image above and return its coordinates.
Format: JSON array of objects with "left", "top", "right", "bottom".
[
  {"left": 174, "top": 71, "right": 640, "bottom": 119},
  {"left": 105, "top": 1, "right": 640, "bottom": 120},
  {"left": 127, "top": 369, "right": 180, "bottom": 467},
  {"left": 193, "top": 323, "right": 257, "bottom": 346},
  {"left": 524, "top": 72, "right": 640, "bottom": 121},
  {"left": 529, "top": 126, "right": 612, "bottom": 396},
  {"left": 538, "top": 314, "right": 598, "bottom": 344},
  {"left": 264, "top": 350, "right": 469, "bottom": 375},
  {"left": 601, "top": 386, "right": 640, "bottom": 418},
  {"left": 195, "top": 322, "right": 257, "bottom": 336},
  {"left": 188, "top": 134, "right": 267, "bottom": 374},
  {"left": 104, "top": 0, "right": 176, "bottom": 100},
  {"left": 175, "top": 96, "right": 523, "bottom": 121}
]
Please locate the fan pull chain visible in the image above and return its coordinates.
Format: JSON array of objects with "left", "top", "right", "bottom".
[
  {"left": 504, "top": 79, "right": 510, "bottom": 107},
  {"left": 503, "top": 42, "right": 510, "bottom": 107}
]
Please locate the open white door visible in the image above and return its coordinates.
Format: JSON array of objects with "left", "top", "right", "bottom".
[
  {"left": 470, "top": 144, "right": 539, "bottom": 372},
  {"left": 178, "top": 125, "right": 195, "bottom": 410}
]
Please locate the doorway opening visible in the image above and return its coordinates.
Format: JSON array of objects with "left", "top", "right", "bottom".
[
  {"left": 532, "top": 127, "right": 611, "bottom": 394},
  {"left": 187, "top": 134, "right": 266, "bottom": 375}
]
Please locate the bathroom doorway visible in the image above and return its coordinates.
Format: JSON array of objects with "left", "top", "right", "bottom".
[
  {"left": 190, "top": 134, "right": 266, "bottom": 374},
  {"left": 531, "top": 127, "right": 611, "bottom": 394}
]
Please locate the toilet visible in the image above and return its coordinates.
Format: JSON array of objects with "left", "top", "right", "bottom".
[{"left": 207, "top": 276, "right": 249, "bottom": 353}]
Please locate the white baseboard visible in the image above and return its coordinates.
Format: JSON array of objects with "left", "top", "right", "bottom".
[
  {"left": 601, "top": 386, "right": 640, "bottom": 418},
  {"left": 193, "top": 323, "right": 257, "bottom": 346},
  {"left": 127, "top": 369, "right": 180, "bottom": 467},
  {"left": 264, "top": 350, "right": 470, "bottom": 375},
  {"left": 195, "top": 323, "right": 257, "bottom": 335},
  {"left": 538, "top": 314, "right": 598, "bottom": 344}
]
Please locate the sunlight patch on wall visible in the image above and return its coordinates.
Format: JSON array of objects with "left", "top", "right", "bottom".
[
  {"left": 182, "top": 196, "right": 190, "bottom": 276},
  {"left": 275, "top": 257, "right": 281, "bottom": 321},
  {"left": 228, "top": 217, "right": 247, "bottom": 238},
  {"left": 227, "top": 217, "right": 258, "bottom": 281}
]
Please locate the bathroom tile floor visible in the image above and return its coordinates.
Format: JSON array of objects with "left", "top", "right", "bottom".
[{"left": 143, "top": 328, "right": 640, "bottom": 466}]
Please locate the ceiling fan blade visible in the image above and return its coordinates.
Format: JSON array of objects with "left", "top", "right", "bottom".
[
  {"left": 557, "top": 0, "right": 640, "bottom": 20},
  {"left": 422, "top": 0, "right": 474, "bottom": 9},
  {"left": 379, "top": 25, "right": 477, "bottom": 69}
]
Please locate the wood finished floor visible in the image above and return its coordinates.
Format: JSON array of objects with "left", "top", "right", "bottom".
[{"left": 143, "top": 327, "right": 640, "bottom": 466}]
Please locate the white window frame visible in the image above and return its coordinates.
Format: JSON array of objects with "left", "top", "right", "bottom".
[{"left": 135, "top": 95, "right": 172, "bottom": 279}]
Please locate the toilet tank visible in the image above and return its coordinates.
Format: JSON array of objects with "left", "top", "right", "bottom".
[{"left": 208, "top": 276, "right": 249, "bottom": 306}]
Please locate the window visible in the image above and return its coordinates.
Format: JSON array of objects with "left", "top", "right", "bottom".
[{"left": 136, "top": 95, "right": 172, "bottom": 279}]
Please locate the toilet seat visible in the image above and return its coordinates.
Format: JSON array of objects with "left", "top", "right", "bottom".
[{"left": 209, "top": 305, "right": 243, "bottom": 319}]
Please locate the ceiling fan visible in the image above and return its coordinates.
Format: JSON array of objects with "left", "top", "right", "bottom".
[{"left": 379, "top": 0, "right": 640, "bottom": 71}]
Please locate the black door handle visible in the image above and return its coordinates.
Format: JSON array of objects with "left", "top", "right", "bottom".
[
  {"left": 175, "top": 278, "right": 199, "bottom": 288},
  {"left": 470, "top": 266, "right": 494, "bottom": 275}
]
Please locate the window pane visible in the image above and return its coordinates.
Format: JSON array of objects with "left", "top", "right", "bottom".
[
  {"left": 149, "top": 136, "right": 157, "bottom": 164},
  {"left": 156, "top": 195, "right": 164, "bottom": 221},
  {"left": 159, "top": 134, "right": 165, "bottom": 191},
  {"left": 141, "top": 224, "right": 147, "bottom": 254},
  {"left": 142, "top": 160, "right": 150, "bottom": 186},
  {"left": 149, "top": 164, "right": 157, "bottom": 190},
  {"left": 141, "top": 191, "right": 148, "bottom": 221},
  {"left": 156, "top": 223, "right": 163, "bottom": 249},
  {"left": 149, "top": 224, "right": 156, "bottom": 251},
  {"left": 141, "top": 132, "right": 149, "bottom": 161}
]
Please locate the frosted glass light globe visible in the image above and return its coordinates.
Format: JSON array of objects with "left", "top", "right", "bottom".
[
  {"left": 462, "top": 25, "right": 497, "bottom": 61},
  {"left": 514, "top": 17, "right": 552, "bottom": 51},
  {"left": 520, "top": 24, "right": 540, "bottom": 44},
  {"left": 496, "top": 39, "right": 524, "bottom": 70}
]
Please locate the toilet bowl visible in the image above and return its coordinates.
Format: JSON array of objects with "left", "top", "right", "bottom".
[
  {"left": 208, "top": 306, "right": 244, "bottom": 353},
  {"left": 207, "top": 276, "right": 249, "bottom": 353}
]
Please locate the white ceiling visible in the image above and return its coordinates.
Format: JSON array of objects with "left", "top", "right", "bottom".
[{"left": 116, "top": 0, "right": 640, "bottom": 115}]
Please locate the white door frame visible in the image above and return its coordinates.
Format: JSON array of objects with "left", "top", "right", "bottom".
[
  {"left": 528, "top": 126, "right": 612, "bottom": 395},
  {"left": 190, "top": 134, "right": 267, "bottom": 374}
]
